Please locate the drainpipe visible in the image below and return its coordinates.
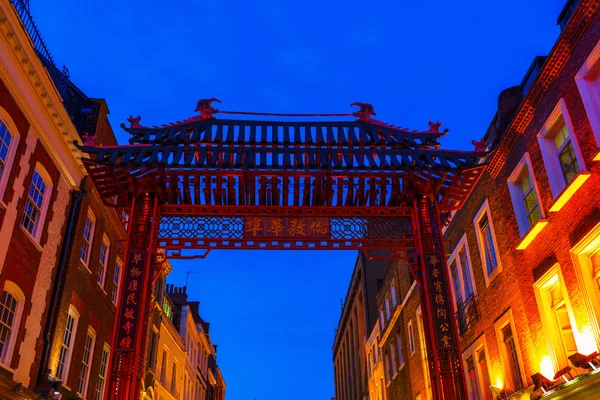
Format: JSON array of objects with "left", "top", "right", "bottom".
[{"left": 36, "top": 177, "right": 87, "bottom": 388}]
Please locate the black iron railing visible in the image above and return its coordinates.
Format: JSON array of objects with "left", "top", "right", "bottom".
[
  {"left": 456, "top": 295, "right": 480, "bottom": 335},
  {"left": 9, "top": 0, "right": 70, "bottom": 106}
]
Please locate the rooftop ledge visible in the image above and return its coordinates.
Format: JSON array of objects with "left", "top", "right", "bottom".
[
  {"left": 517, "top": 219, "right": 549, "bottom": 250},
  {"left": 549, "top": 173, "right": 591, "bottom": 212}
]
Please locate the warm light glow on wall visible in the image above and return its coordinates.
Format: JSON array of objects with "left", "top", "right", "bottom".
[
  {"left": 549, "top": 173, "right": 591, "bottom": 212},
  {"left": 516, "top": 220, "right": 549, "bottom": 250},
  {"left": 540, "top": 355, "right": 555, "bottom": 380},
  {"left": 576, "top": 325, "right": 599, "bottom": 356},
  {"left": 495, "top": 376, "right": 503, "bottom": 390}
]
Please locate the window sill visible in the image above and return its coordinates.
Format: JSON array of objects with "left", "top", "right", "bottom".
[
  {"left": 19, "top": 225, "right": 43, "bottom": 252},
  {"left": 516, "top": 219, "right": 549, "bottom": 250},
  {"left": 549, "top": 172, "right": 591, "bottom": 212},
  {"left": 0, "top": 362, "right": 15, "bottom": 374},
  {"left": 594, "top": 149, "right": 600, "bottom": 162},
  {"left": 80, "top": 260, "right": 92, "bottom": 274}
]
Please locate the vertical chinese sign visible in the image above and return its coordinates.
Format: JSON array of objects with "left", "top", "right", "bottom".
[
  {"left": 114, "top": 251, "right": 146, "bottom": 353},
  {"left": 425, "top": 254, "right": 458, "bottom": 354},
  {"left": 243, "top": 217, "right": 330, "bottom": 239}
]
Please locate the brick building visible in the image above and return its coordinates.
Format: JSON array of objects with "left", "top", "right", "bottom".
[
  {"left": 375, "top": 1, "right": 600, "bottom": 399},
  {"left": 333, "top": 252, "right": 391, "bottom": 400},
  {"left": 0, "top": 1, "right": 126, "bottom": 399}
]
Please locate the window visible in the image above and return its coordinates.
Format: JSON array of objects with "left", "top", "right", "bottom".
[
  {"left": 95, "top": 344, "right": 110, "bottom": 400},
  {"left": 80, "top": 210, "right": 96, "bottom": 266},
  {"left": 417, "top": 308, "right": 432, "bottom": 400},
  {"left": 408, "top": 319, "right": 415, "bottom": 355},
  {"left": 171, "top": 360, "right": 178, "bottom": 394},
  {"left": 473, "top": 200, "right": 502, "bottom": 285},
  {"left": 379, "top": 309, "right": 385, "bottom": 330},
  {"left": 160, "top": 348, "right": 168, "bottom": 385},
  {"left": 21, "top": 167, "right": 52, "bottom": 241},
  {"left": 508, "top": 154, "right": 545, "bottom": 237},
  {"left": 396, "top": 330, "right": 404, "bottom": 368},
  {"left": 385, "top": 297, "right": 391, "bottom": 320},
  {"left": 78, "top": 327, "right": 96, "bottom": 397},
  {"left": 97, "top": 235, "right": 110, "bottom": 288},
  {"left": 462, "top": 336, "right": 492, "bottom": 400},
  {"left": 384, "top": 352, "right": 390, "bottom": 382},
  {"left": 448, "top": 235, "right": 476, "bottom": 306},
  {"left": 575, "top": 39, "right": 600, "bottom": 159},
  {"left": 534, "top": 265, "right": 579, "bottom": 371},
  {"left": 390, "top": 342, "right": 397, "bottom": 376},
  {"left": 148, "top": 329, "right": 159, "bottom": 371},
  {"left": 0, "top": 282, "right": 24, "bottom": 367},
  {"left": 56, "top": 306, "right": 80, "bottom": 383},
  {"left": 0, "top": 111, "right": 20, "bottom": 201},
  {"left": 111, "top": 257, "right": 123, "bottom": 305},
  {"left": 495, "top": 310, "right": 525, "bottom": 391},
  {"left": 538, "top": 99, "right": 588, "bottom": 204},
  {"left": 391, "top": 282, "right": 397, "bottom": 307}
]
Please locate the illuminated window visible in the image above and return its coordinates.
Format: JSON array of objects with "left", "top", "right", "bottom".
[
  {"left": 21, "top": 167, "right": 52, "bottom": 241},
  {"left": 407, "top": 319, "right": 415, "bottom": 355},
  {"left": 494, "top": 310, "right": 525, "bottom": 391},
  {"left": 111, "top": 257, "right": 123, "bottom": 305},
  {"left": 473, "top": 200, "right": 502, "bottom": 286},
  {"left": 97, "top": 235, "right": 110, "bottom": 288},
  {"left": 508, "top": 153, "right": 545, "bottom": 237},
  {"left": 77, "top": 327, "right": 96, "bottom": 396},
  {"left": 0, "top": 109, "right": 20, "bottom": 201},
  {"left": 0, "top": 282, "right": 24, "bottom": 368},
  {"left": 79, "top": 210, "right": 96, "bottom": 266},
  {"left": 538, "top": 99, "right": 587, "bottom": 199},
  {"left": 57, "top": 306, "right": 79, "bottom": 383},
  {"left": 592, "top": 251, "right": 600, "bottom": 294},
  {"left": 534, "top": 265, "right": 579, "bottom": 370},
  {"left": 95, "top": 344, "right": 110, "bottom": 400},
  {"left": 575, "top": 39, "right": 600, "bottom": 156}
]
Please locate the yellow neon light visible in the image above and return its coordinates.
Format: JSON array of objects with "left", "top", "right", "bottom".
[
  {"left": 517, "top": 220, "right": 549, "bottom": 250},
  {"left": 549, "top": 173, "right": 591, "bottom": 212}
]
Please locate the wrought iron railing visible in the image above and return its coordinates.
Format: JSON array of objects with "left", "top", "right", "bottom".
[
  {"left": 456, "top": 295, "right": 480, "bottom": 335},
  {"left": 9, "top": 0, "right": 70, "bottom": 106}
]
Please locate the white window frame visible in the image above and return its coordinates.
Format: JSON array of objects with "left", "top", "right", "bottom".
[
  {"left": 494, "top": 309, "right": 526, "bottom": 392},
  {"left": 80, "top": 209, "right": 96, "bottom": 268},
  {"left": 537, "top": 98, "right": 588, "bottom": 199},
  {"left": 575, "top": 38, "right": 600, "bottom": 160},
  {"left": 447, "top": 233, "right": 477, "bottom": 312},
  {"left": 0, "top": 281, "right": 25, "bottom": 370},
  {"left": 396, "top": 330, "right": 405, "bottom": 370},
  {"left": 111, "top": 257, "right": 123, "bottom": 306},
  {"left": 473, "top": 199, "right": 503, "bottom": 287},
  {"left": 507, "top": 153, "right": 546, "bottom": 237},
  {"left": 408, "top": 319, "right": 416, "bottom": 356},
  {"left": 0, "top": 107, "right": 21, "bottom": 205},
  {"left": 20, "top": 164, "right": 53, "bottom": 243},
  {"left": 391, "top": 281, "right": 397, "bottom": 307},
  {"left": 56, "top": 305, "right": 80, "bottom": 385},
  {"left": 462, "top": 335, "right": 493, "bottom": 400},
  {"left": 96, "top": 235, "right": 110, "bottom": 289},
  {"left": 160, "top": 346, "right": 169, "bottom": 385},
  {"left": 77, "top": 326, "right": 96, "bottom": 398},
  {"left": 534, "top": 264, "right": 580, "bottom": 372},
  {"left": 95, "top": 343, "right": 110, "bottom": 400}
]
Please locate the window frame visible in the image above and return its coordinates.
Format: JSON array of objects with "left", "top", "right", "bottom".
[
  {"left": 96, "top": 235, "right": 110, "bottom": 289},
  {"left": 77, "top": 326, "right": 97, "bottom": 397},
  {"left": 408, "top": 319, "right": 416, "bottom": 356},
  {"left": 473, "top": 199, "right": 503, "bottom": 287},
  {"left": 0, "top": 108, "right": 21, "bottom": 205},
  {"left": 575, "top": 38, "right": 600, "bottom": 160},
  {"left": 447, "top": 233, "right": 477, "bottom": 312},
  {"left": 111, "top": 257, "right": 123, "bottom": 306},
  {"left": 0, "top": 281, "right": 25, "bottom": 370},
  {"left": 95, "top": 343, "right": 110, "bottom": 400},
  {"left": 79, "top": 209, "right": 96, "bottom": 268},
  {"left": 461, "top": 335, "right": 493, "bottom": 400},
  {"left": 20, "top": 164, "right": 53, "bottom": 243},
  {"left": 537, "top": 98, "right": 588, "bottom": 200},
  {"left": 494, "top": 309, "right": 526, "bottom": 392},
  {"left": 56, "top": 305, "right": 80, "bottom": 385},
  {"left": 507, "top": 153, "right": 546, "bottom": 237}
]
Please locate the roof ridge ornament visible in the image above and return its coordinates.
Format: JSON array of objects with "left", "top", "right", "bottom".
[
  {"left": 81, "top": 131, "right": 97, "bottom": 146},
  {"left": 195, "top": 98, "right": 221, "bottom": 120},
  {"left": 127, "top": 115, "right": 145, "bottom": 129}
]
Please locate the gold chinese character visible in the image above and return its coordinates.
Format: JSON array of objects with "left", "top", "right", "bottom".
[
  {"left": 124, "top": 308, "right": 135, "bottom": 320},
  {"left": 437, "top": 308, "right": 447, "bottom": 319},
  {"left": 126, "top": 293, "right": 137, "bottom": 305},
  {"left": 440, "top": 322, "right": 449, "bottom": 332},
  {"left": 245, "top": 218, "right": 263, "bottom": 237},
  {"left": 310, "top": 220, "right": 329, "bottom": 235},
  {"left": 119, "top": 336, "right": 132, "bottom": 349},
  {"left": 288, "top": 219, "right": 307, "bottom": 236},
  {"left": 132, "top": 253, "right": 142, "bottom": 265},
  {"left": 130, "top": 267, "right": 141, "bottom": 278},
  {"left": 128, "top": 280, "right": 138, "bottom": 291},
  {"left": 122, "top": 321, "right": 134, "bottom": 335},
  {"left": 432, "top": 268, "right": 440, "bottom": 278},
  {"left": 429, "top": 255, "right": 439, "bottom": 266},
  {"left": 268, "top": 218, "right": 285, "bottom": 237},
  {"left": 435, "top": 293, "right": 445, "bottom": 305},
  {"left": 441, "top": 335, "right": 451, "bottom": 348},
  {"left": 433, "top": 280, "right": 442, "bottom": 293}
]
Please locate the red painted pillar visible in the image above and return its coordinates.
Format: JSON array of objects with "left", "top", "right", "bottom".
[
  {"left": 413, "top": 194, "right": 468, "bottom": 400},
  {"left": 106, "top": 193, "right": 159, "bottom": 400}
]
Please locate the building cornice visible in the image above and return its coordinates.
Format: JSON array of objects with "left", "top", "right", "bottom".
[
  {"left": 488, "top": 0, "right": 600, "bottom": 178},
  {"left": 0, "top": 0, "right": 85, "bottom": 188}
]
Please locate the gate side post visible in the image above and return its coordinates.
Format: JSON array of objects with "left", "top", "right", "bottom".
[
  {"left": 413, "top": 195, "right": 468, "bottom": 399},
  {"left": 107, "top": 193, "right": 160, "bottom": 400}
]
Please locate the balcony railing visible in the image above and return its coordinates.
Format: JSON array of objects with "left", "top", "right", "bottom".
[
  {"left": 456, "top": 295, "right": 480, "bottom": 335},
  {"left": 9, "top": 0, "right": 70, "bottom": 106}
]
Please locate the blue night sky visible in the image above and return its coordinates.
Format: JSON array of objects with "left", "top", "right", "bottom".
[{"left": 33, "top": 1, "right": 565, "bottom": 399}]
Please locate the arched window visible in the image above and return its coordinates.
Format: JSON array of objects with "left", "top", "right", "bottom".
[
  {"left": 0, "top": 281, "right": 25, "bottom": 368},
  {"left": 21, "top": 163, "right": 53, "bottom": 242},
  {"left": 0, "top": 107, "right": 21, "bottom": 202}
]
